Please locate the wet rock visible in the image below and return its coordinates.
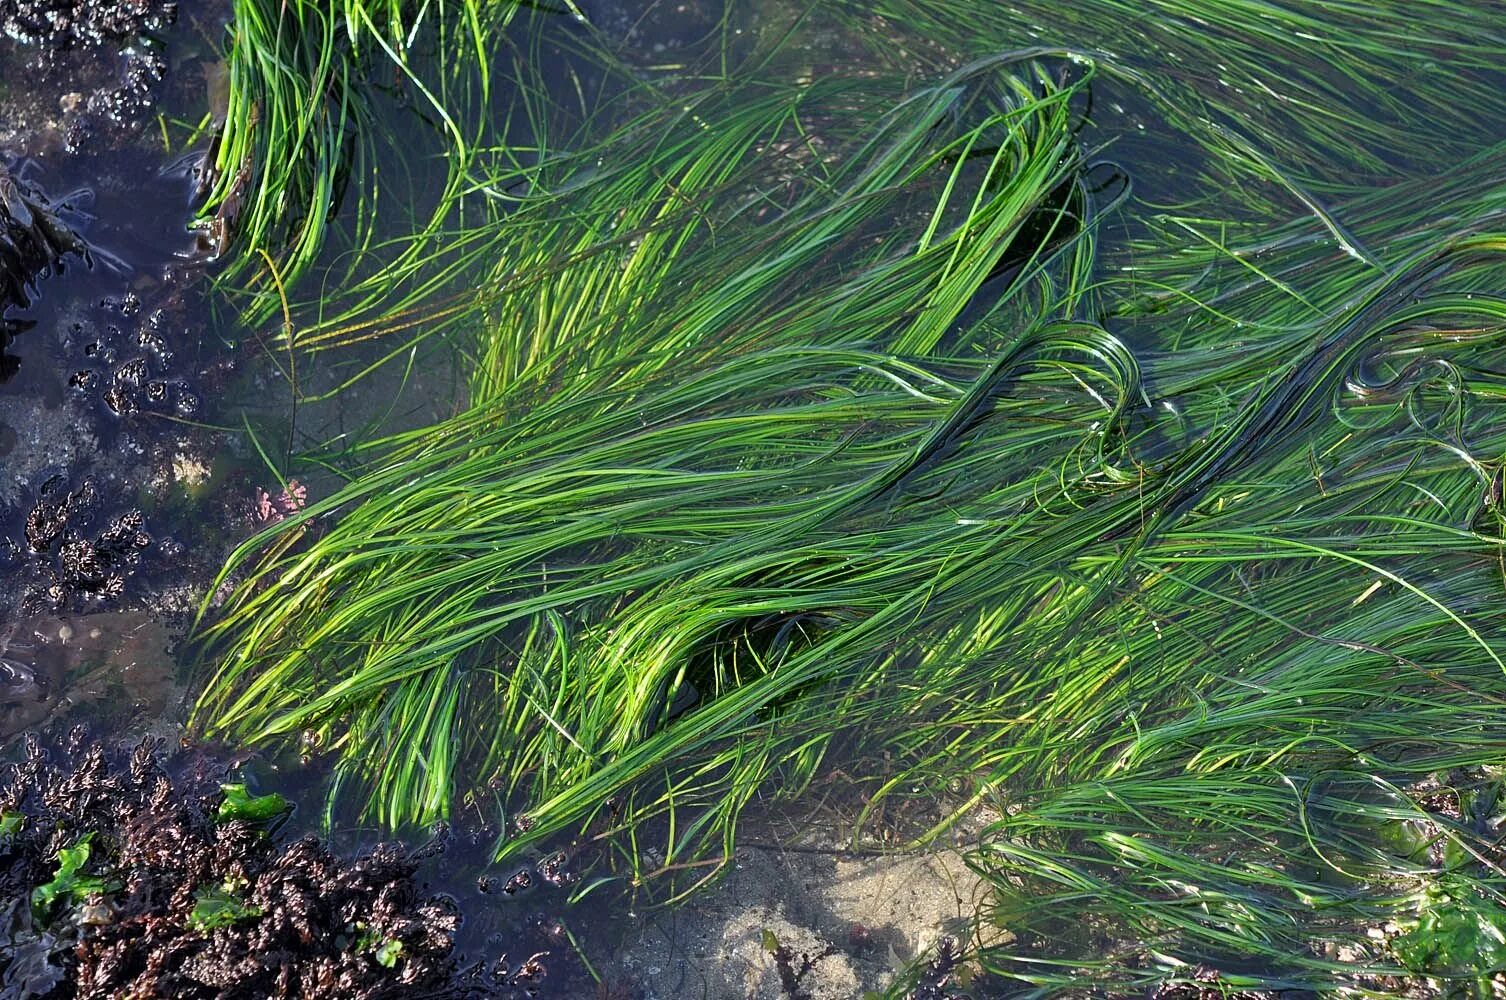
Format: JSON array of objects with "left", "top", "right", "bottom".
[
  {"left": 0, "top": 395, "right": 96, "bottom": 512},
  {"left": 0, "top": 733, "right": 505, "bottom": 998},
  {"left": 1, "top": 0, "right": 176, "bottom": 51},
  {"left": 0, "top": 243, "right": 234, "bottom": 616},
  {"left": 64, "top": 293, "right": 204, "bottom": 422},
  {"left": 0, "top": 0, "right": 178, "bottom": 150}
]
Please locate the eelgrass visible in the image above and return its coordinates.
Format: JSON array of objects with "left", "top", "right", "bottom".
[
  {"left": 834, "top": 0, "right": 1506, "bottom": 188},
  {"left": 200, "top": 0, "right": 537, "bottom": 320},
  {"left": 196, "top": 56, "right": 1105, "bottom": 825},
  {"left": 192, "top": 1, "right": 1506, "bottom": 993}
]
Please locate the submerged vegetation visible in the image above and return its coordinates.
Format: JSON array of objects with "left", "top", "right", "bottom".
[
  {"left": 200, "top": 0, "right": 542, "bottom": 319},
  {"left": 185, "top": 0, "right": 1506, "bottom": 993}
]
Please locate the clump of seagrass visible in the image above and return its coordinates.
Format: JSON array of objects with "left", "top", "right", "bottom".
[
  {"left": 0, "top": 729, "right": 495, "bottom": 999},
  {"left": 201, "top": 0, "right": 532, "bottom": 312},
  {"left": 190, "top": 0, "right": 1506, "bottom": 994}
]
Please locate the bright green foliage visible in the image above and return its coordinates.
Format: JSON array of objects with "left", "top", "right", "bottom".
[
  {"left": 201, "top": 0, "right": 537, "bottom": 318},
  {"left": 216, "top": 783, "right": 290, "bottom": 824},
  {"left": 373, "top": 938, "right": 404, "bottom": 968},
  {"left": 188, "top": 886, "right": 263, "bottom": 932},
  {"left": 351, "top": 923, "right": 403, "bottom": 966},
  {"left": 1391, "top": 882, "right": 1506, "bottom": 995},
  {"left": 0, "top": 810, "right": 21, "bottom": 839},
  {"left": 31, "top": 836, "right": 112, "bottom": 922},
  {"left": 197, "top": 55, "right": 1100, "bottom": 832},
  {"left": 194, "top": 0, "right": 1506, "bottom": 993}
]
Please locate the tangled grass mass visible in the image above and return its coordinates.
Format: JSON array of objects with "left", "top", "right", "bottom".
[{"left": 181, "top": 0, "right": 1506, "bottom": 993}]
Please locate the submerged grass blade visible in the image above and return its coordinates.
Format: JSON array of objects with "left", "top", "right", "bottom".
[{"left": 202, "top": 0, "right": 528, "bottom": 319}]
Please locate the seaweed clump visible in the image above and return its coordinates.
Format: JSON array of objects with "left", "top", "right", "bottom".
[
  {"left": 0, "top": 165, "right": 86, "bottom": 313},
  {"left": 0, "top": 730, "right": 494, "bottom": 998},
  {"left": 14, "top": 476, "right": 152, "bottom": 608},
  {"left": 0, "top": 163, "right": 87, "bottom": 384},
  {"left": 902, "top": 937, "right": 970, "bottom": 1000}
]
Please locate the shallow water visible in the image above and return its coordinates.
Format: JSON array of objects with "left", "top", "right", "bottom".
[
  {"left": 0, "top": 612, "right": 173, "bottom": 741},
  {"left": 5, "top": 1, "right": 1506, "bottom": 997}
]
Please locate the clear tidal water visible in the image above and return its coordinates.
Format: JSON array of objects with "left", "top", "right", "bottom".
[{"left": 5, "top": 1, "right": 1506, "bottom": 996}]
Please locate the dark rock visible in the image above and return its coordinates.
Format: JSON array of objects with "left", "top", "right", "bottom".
[{"left": 0, "top": 732, "right": 508, "bottom": 999}]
